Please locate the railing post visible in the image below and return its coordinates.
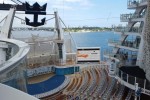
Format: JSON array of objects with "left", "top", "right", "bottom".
[
  {"left": 127, "top": 74, "right": 129, "bottom": 83},
  {"left": 144, "top": 79, "right": 146, "bottom": 92},
  {"left": 121, "top": 71, "right": 123, "bottom": 79},
  {"left": 135, "top": 77, "right": 137, "bottom": 85}
]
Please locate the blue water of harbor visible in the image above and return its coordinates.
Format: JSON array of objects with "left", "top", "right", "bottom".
[{"left": 71, "top": 31, "right": 120, "bottom": 60}]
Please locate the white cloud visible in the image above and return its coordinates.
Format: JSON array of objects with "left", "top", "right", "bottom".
[
  {"left": 49, "top": 0, "right": 93, "bottom": 10},
  {"left": 0, "top": 0, "right": 14, "bottom": 4}
]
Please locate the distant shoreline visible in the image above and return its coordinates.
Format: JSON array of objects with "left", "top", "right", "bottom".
[{"left": 68, "top": 30, "right": 112, "bottom": 33}]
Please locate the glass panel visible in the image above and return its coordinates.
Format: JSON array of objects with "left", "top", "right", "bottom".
[
  {"left": 146, "top": 80, "right": 150, "bottom": 90},
  {"left": 128, "top": 75, "right": 135, "bottom": 85},
  {"left": 136, "top": 78, "right": 144, "bottom": 88},
  {"left": 122, "top": 72, "right": 127, "bottom": 82}
]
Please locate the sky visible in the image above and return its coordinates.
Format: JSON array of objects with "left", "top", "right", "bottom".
[{"left": 0, "top": 0, "right": 133, "bottom": 27}]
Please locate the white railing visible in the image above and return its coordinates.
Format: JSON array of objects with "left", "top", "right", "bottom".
[
  {"left": 108, "top": 39, "right": 140, "bottom": 49},
  {"left": 0, "top": 39, "right": 30, "bottom": 74},
  {"left": 120, "top": 13, "right": 145, "bottom": 21},
  {"left": 116, "top": 68, "right": 150, "bottom": 95},
  {"left": 114, "top": 26, "right": 142, "bottom": 33},
  {"left": 127, "top": 0, "right": 147, "bottom": 6}
]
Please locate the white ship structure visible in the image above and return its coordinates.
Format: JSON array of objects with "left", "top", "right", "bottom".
[{"left": 104, "top": 0, "right": 150, "bottom": 99}]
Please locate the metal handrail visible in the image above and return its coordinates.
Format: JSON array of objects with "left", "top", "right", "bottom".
[
  {"left": 127, "top": 0, "right": 147, "bottom": 6},
  {"left": 114, "top": 26, "right": 142, "bottom": 33},
  {"left": 120, "top": 13, "right": 145, "bottom": 21},
  {"left": 108, "top": 39, "right": 140, "bottom": 49},
  {"left": 116, "top": 67, "right": 150, "bottom": 95}
]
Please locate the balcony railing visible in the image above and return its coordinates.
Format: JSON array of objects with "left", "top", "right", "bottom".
[
  {"left": 108, "top": 39, "right": 122, "bottom": 45},
  {"left": 114, "top": 26, "right": 142, "bottom": 33},
  {"left": 103, "top": 50, "right": 137, "bottom": 66},
  {"left": 122, "top": 40, "right": 140, "bottom": 49},
  {"left": 108, "top": 39, "right": 139, "bottom": 49},
  {"left": 120, "top": 13, "right": 145, "bottom": 22},
  {"left": 116, "top": 67, "right": 150, "bottom": 94},
  {"left": 127, "top": 0, "right": 147, "bottom": 7}
]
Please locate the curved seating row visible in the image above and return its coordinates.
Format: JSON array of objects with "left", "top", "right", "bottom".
[
  {"left": 72, "top": 76, "right": 82, "bottom": 92},
  {"left": 65, "top": 77, "right": 76, "bottom": 91},
  {"left": 115, "top": 85, "right": 125, "bottom": 100},
  {"left": 110, "top": 83, "right": 121, "bottom": 99},
  {"left": 101, "top": 76, "right": 117, "bottom": 99},
  {"left": 42, "top": 92, "right": 62, "bottom": 100},
  {"left": 98, "top": 69, "right": 110, "bottom": 98},
  {"left": 92, "top": 66, "right": 103, "bottom": 97},
  {"left": 125, "top": 89, "right": 133, "bottom": 100},
  {"left": 88, "top": 68, "right": 99, "bottom": 96},
  {"left": 79, "top": 70, "right": 90, "bottom": 94}
]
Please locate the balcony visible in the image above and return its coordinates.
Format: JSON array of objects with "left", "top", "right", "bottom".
[
  {"left": 103, "top": 50, "right": 137, "bottom": 66},
  {"left": 122, "top": 40, "right": 140, "bottom": 49},
  {"left": 120, "top": 13, "right": 145, "bottom": 22},
  {"left": 114, "top": 26, "right": 142, "bottom": 34},
  {"left": 127, "top": 0, "right": 147, "bottom": 9},
  {"left": 108, "top": 39, "right": 139, "bottom": 51},
  {"left": 115, "top": 66, "right": 150, "bottom": 95}
]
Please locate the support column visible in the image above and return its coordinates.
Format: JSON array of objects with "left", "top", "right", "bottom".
[{"left": 54, "top": 11, "right": 66, "bottom": 65}]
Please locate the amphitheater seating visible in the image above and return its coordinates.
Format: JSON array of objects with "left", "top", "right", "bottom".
[
  {"left": 72, "top": 76, "right": 82, "bottom": 92},
  {"left": 115, "top": 85, "right": 125, "bottom": 100},
  {"left": 40, "top": 64, "right": 129, "bottom": 100},
  {"left": 88, "top": 68, "right": 98, "bottom": 96},
  {"left": 80, "top": 70, "right": 91, "bottom": 94},
  {"left": 94, "top": 68, "right": 106, "bottom": 97},
  {"left": 27, "top": 75, "right": 65, "bottom": 95},
  {"left": 92, "top": 66, "right": 102, "bottom": 97},
  {"left": 125, "top": 89, "right": 133, "bottom": 100},
  {"left": 42, "top": 92, "right": 62, "bottom": 100},
  {"left": 65, "top": 77, "right": 76, "bottom": 92},
  {"left": 98, "top": 69, "right": 109, "bottom": 98},
  {"left": 68, "top": 66, "right": 110, "bottom": 100}
]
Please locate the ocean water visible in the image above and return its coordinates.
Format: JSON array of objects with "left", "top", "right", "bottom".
[
  {"left": 12, "top": 31, "right": 120, "bottom": 60},
  {"left": 71, "top": 31, "right": 120, "bottom": 60}
]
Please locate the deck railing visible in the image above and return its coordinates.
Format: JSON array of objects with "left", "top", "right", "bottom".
[
  {"left": 116, "top": 67, "right": 150, "bottom": 95},
  {"left": 127, "top": 0, "right": 147, "bottom": 7},
  {"left": 114, "top": 26, "right": 142, "bottom": 33},
  {"left": 108, "top": 39, "right": 139, "bottom": 49},
  {"left": 103, "top": 50, "right": 137, "bottom": 66},
  {"left": 120, "top": 13, "right": 145, "bottom": 22}
]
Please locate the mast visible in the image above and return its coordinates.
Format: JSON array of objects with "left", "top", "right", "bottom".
[{"left": 54, "top": 11, "right": 66, "bottom": 65}]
